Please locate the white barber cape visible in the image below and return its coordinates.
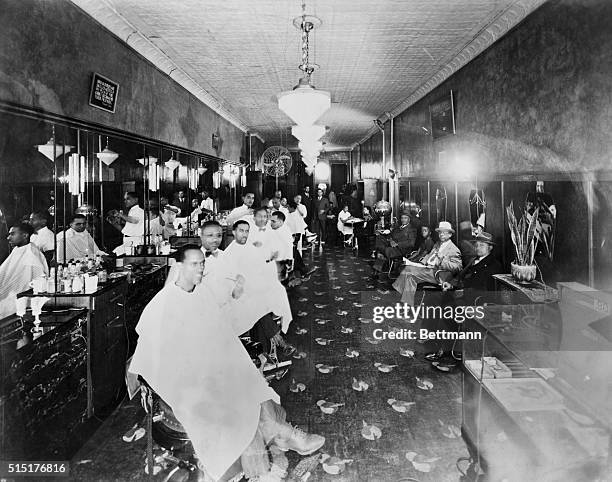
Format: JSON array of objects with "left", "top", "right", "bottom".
[
  {"left": 224, "top": 241, "right": 293, "bottom": 333},
  {"left": 166, "top": 248, "right": 271, "bottom": 335},
  {"left": 247, "top": 224, "right": 278, "bottom": 279},
  {"left": 0, "top": 243, "right": 48, "bottom": 319},
  {"left": 56, "top": 228, "right": 105, "bottom": 263},
  {"left": 129, "top": 282, "right": 279, "bottom": 480},
  {"left": 226, "top": 204, "right": 250, "bottom": 228},
  {"left": 271, "top": 224, "right": 294, "bottom": 261},
  {"left": 31, "top": 226, "right": 55, "bottom": 252}
]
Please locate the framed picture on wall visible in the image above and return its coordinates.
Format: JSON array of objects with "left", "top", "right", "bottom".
[
  {"left": 429, "top": 90, "right": 455, "bottom": 139},
  {"left": 89, "top": 72, "right": 119, "bottom": 113}
]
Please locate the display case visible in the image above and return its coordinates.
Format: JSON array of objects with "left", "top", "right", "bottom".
[{"left": 461, "top": 290, "right": 612, "bottom": 480}]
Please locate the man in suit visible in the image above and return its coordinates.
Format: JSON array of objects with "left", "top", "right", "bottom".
[
  {"left": 392, "top": 221, "right": 462, "bottom": 305},
  {"left": 425, "top": 231, "right": 503, "bottom": 369},
  {"left": 311, "top": 188, "right": 330, "bottom": 246},
  {"left": 375, "top": 212, "right": 417, "bottom": 259}
]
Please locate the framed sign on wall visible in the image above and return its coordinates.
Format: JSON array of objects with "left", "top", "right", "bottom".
[
  {"left": 89, "top": 73, "right": 119, "bottom": 113},
  {"left": 429, "top": 90, "right": 455, "bottom": 139}
]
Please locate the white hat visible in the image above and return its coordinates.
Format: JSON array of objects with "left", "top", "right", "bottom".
[{"left": 435, "top": 221, "right": 455, "bottom": 233}]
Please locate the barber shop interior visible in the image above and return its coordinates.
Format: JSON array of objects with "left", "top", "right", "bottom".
[{"left": 1, "top": 1, "right": 611, "bottom": 481}]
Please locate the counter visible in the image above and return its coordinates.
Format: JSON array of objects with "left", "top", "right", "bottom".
[
  {"left": 1, "top": 309, "right": 88, "bottom": 459},
  {"left": 461, "top": 284, "right": 612, "bottom": 480}
]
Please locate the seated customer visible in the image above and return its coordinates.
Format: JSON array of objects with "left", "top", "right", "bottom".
[
  {"left": 375, "top": 212, "right": 417, "bottom": 260},
  {"left": 0, "top": 223, "right": 49, "bottom": 319},
  {"left": 337, "top": 205, "right": 354, "bottom": 246},
  {"left": 56, "top": 214, "right": 107, "bottom": 263},
  {"left": 425, "top": 231, "right": 503, "bottom": 370},
  {"left": 149, "top": 205, "right": 179, "bottom": 240},
  {"left": 392, "top": 221, "right": 462, "bottom": 305},
  {"left": 408, "top": 225, "right": 435, "bottom": 262},
  {"left": 130, "top": 246, "right": 324, "bottom": 481}
]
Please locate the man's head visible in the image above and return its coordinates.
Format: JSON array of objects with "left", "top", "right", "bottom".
[
  {"left": 177, "top": 190, "right": 185, "bottom": 199},
  {"left": 294, "top": 194, "right": 302, "bottom": 204},
  {"left": 200, "top": 190, "right": 209, "bottom": 199},
  {"left": 177, "top": 244, "right": 205, "bottom": 289},
  {"left": 70, "top": 214, "right": 87, "bottom": 233},
  {"left": 421, "top": 225, "right": 431, "bottom": 239},
  {"left": 191, "top": 198, "right": 199, "bottom": 208},
  {"left": 317, "top": 188, "right": 323, "bottom": 198},
  {"left": 162, "top": 206, "right": 179, "bottom": 224},
  {"left": 124, "top": 191, "right": 139, "bottom": 209},
  {"left": 29, "top": 212, "right": 48, "bottom": 231},
  {"left": 200, "top": 221, "right": 223, "bottom": 251},
  {"left": 400, "top": 213, "right": 410, "bottom": 226},
  {"left": 436, "top": 221, "right": 454, "bottom": 243},
  {"left": 473, "top": 232, "right": 495, "bottom": 258},
  {"left": 271, "top": 198, "right": 281, "bottom": 210},
  {"left": 304, "top": 186, "right": 310, "bottom": 194},
  {"left": 287, "top": 201, "right": 298, "bottom": 213},
  {"left": 274, "top": 190, "right": 282, "bottom": 199},
  {"left": 280, "top": 197, "right": 288, "bottom": 207},
  {"left": 7, "top": 223, "right": 33, "bottom": 247},
  {"left": 342, "top": 204, "right": 349, "bottom": 212},
  {"left": 242, "top": 192, "right": 255, "bottom": 208},
  {"left": 232, "top": 220, "right": 250, "bottom": 244},
  {"left": 254, "top": 207, "right": 269, "bottom": 227},
  {"left": 270, "top": 211, "right": 286, "bottom": 230}
]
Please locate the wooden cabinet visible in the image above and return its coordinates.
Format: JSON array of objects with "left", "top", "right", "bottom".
[{"left": 0, "top": 310, "right": 88, "bottom": 459}]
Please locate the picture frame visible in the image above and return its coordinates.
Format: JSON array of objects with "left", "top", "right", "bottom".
[
  {"left": 429, "top": 90, "right": 455, "bottom": 139},
  {"left": 89, "top": 72, "right": 119, "bottom": 113}
]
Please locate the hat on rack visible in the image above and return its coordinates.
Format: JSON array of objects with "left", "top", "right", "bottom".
[{"left": 435, "top": 221, "right": 455, "bottom": 233}]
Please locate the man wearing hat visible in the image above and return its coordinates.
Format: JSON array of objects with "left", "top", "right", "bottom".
[
  {"left": 424, "top": 231, "right": 503, "bottom": 370},
  {"left": 149, "top": 204, "right": 179, "bottom": 240},
  {"left": 375, "top": 212, "right": 418, "bottom": 260},
  {"left": 438, "top": 231, "right": 502, "bottom": 293},
  {"left": 392, "top": 221, "right": 462, "bottom": 305}
]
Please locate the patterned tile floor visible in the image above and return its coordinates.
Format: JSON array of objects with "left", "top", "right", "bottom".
[{"left": 71, "top": 245, "right": 468, "bottom": 481}]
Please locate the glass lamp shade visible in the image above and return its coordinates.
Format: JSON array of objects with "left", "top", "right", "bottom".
[
  {"left": 197, "top": 166, "right": 208, "bottom": 175},
  {"left": 298, "top": 140, "right": 323, "bottom": 152},
  {"left": 278, "top": 79, "right": 331, "bottom": 126},
  {"left": 36, "top": 139, "right": 74, "bottom": 161},
  {"left": 292, "top": 124, "right": 325, "bottom": 142},
  {"left": 96, "top": 147, "right": 119, "bottom": 166},
  {"left": 165, "top": 158, "right": 180, "bottom": 171}
]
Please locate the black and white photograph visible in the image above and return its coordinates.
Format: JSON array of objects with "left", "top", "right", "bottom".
[{"left": 0, "top": 0, "right": 611, "bottom": 481}]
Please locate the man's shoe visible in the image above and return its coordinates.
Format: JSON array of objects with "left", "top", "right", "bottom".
[
  {"left": 282, "top": 343, "right": 297, "bottom": 356},
  {"left": 274, "top": 426, "right": 325, "bottom": 455},
  {"left": 432, "top": 360, "right": 457, "bottom": 372},
  {"left": 424, "top": 349, "right": 445, "bottom": 362}
]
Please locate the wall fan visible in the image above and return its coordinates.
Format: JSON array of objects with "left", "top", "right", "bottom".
[{"left": 260, "top": 146, "right": 292, "bottom": 177}]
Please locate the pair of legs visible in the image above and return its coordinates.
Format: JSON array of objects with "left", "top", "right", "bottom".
[
  {"left": 392, "top": 265, "right": 443, "bottom": 305},
  {"left": 212, "top": 400, "right": 324, "bottom": 480},
  {"left": 311, "top": 218, "right": 326, "bottom": 244},
  {"left": 250, "top": 313, "right": 295, "bottom": 357}
]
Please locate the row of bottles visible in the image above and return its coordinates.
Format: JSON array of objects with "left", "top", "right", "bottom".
[{"left": 37, "top": 257, "right": 108, "bottom": 294}]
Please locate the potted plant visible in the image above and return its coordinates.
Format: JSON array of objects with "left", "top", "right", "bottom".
[{"left": 506, "top": 201, "right": 539, "bottom": 282}]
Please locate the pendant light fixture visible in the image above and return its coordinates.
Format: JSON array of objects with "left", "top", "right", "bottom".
[
  {"left": 291, "top": 124, "right": 325, "bottom": 143},
  {"left": 96, "top": 136, "right": 119, "bottom": 166},
  {"left": 36, "top": 125, "right": 74, "bottom": 161},
  {"left": 277, "top": 1, "right": 330, "bottom": 126},
  {"left": 165, "top": 151, "right": 180, "bottom": 171},
  {"left": 197, "top": 158, "right": 208, "bottom": 175}
]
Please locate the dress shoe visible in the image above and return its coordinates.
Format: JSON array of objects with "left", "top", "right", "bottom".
[
  {"left": 274, "top": 425, "right": 325, "bottom": 455},
  {"left": 424, "top": 349, "right": 445, "bottom": 362},
  {"left": 432, "top": 360, "right": 457, "bottom": 372}
]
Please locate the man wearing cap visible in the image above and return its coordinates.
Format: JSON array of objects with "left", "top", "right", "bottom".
[
  {"left": 425, "top": 231, "right": 503, "bottom": 370},
  {"left": 392, "top": 221, "right": 462, "bottom": 305},
  {"left": 149, "top": 205, "right": 179, "bottom": 240},
  {"left": 375, "top": 212, "right": 417, "bottom": 259}
]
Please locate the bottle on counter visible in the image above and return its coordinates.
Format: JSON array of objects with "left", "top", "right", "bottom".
[
  {"left": 72, "top": 274, "right": 83, "bottom": 293},
  {"left": 98, "top": 269, "right": 108, "bottom": 283},
  {"left": 47, "top": 267, "right": 56, "bottom": 293}
]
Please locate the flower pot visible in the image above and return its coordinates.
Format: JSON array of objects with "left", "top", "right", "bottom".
[{"left": 510, "top": 262, "right": 536, "bottom": 282}]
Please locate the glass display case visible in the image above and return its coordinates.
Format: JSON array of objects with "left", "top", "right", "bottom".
[{"left": 461, "top": 288, "right": 612, "bottom": 480}]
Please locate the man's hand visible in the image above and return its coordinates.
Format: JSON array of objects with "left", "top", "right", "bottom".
[
  {"left": 270, "top": 250, "right": 279, "bottom": 261},
  {"left": 389, "top": 240, "right": 398, "bottom": 248},
  {"left": 252, "top": 241, "right": 263, "bottom": 247},
  {"left": 231, "top": 274, "right": 245, "bottom": 299},
  {"left": 441, "top": 281, "right": 452, "bottom": 291}
]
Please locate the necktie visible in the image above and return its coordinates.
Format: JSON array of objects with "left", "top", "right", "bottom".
[
  {"left": 259, "top": 228, "right": 266, "bottom": 232},
  {"left": 205, "top": 251, "right": 217, "bottom": 258}
]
